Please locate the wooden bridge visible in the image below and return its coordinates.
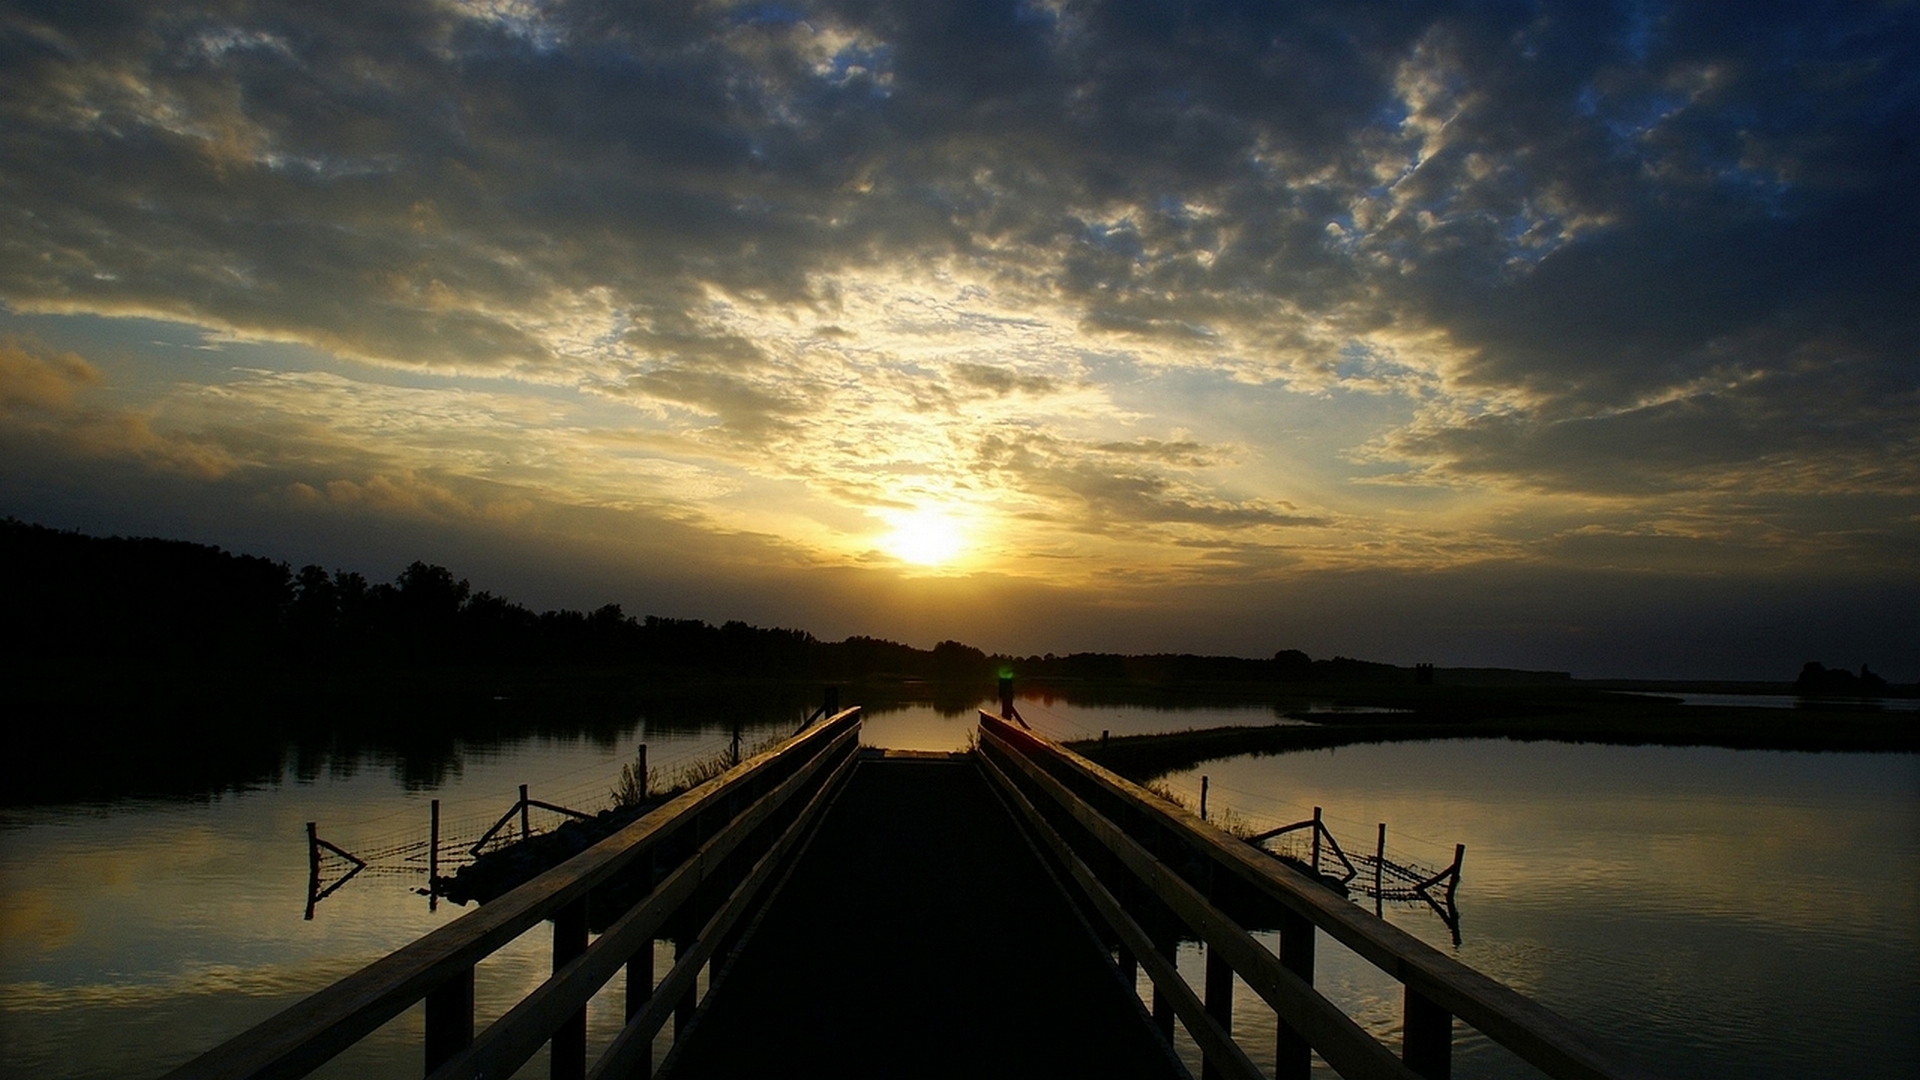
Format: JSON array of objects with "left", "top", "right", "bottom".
[{"left": 163, "top": 707, "right": 1657, "bottom": 1080}]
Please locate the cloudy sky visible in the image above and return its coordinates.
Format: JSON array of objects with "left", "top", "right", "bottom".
[{"left": 2, "top": 0, "right": 1914, "bottom": 679}]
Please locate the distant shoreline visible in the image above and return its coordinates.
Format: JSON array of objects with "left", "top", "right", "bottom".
[{"left": 1071, "top": 703, "right": 1920, "bottom": 783}]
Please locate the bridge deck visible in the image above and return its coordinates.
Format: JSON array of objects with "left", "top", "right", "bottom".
[{"left": 664, "top": 752, "right": 1180, "bottom": 1079}]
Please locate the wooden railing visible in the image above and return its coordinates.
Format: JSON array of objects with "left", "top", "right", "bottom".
[
  {"left": 976, "top": 711, "right": 1658, "bottom": 1080},
  {"left": 163, "top": 707, "right": 863, "bottom": 1080}
]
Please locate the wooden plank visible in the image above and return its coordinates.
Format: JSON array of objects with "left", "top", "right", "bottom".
[
  {"left": 981, "top": 728, "right": 1417, "bottom": 1080},
  {"left": 422, "top": 725, "right": 861, "bottom": 1080},
  {"left": 163, "top": 709, "right": 862, "bottom": 1080},
  {"left": 981, "top": 713, "right": 1661, "bottom": 1080},
  {"left": 588, "top": 744, "right": 862, "bottom": 1080},
  {"left": 975, "top": 746, "right": 1266, "bottom": 1080}
]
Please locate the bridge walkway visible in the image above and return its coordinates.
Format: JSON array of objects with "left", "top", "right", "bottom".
[{"left": 663, "top": 751, "right": 1179, "bottom": 1079}]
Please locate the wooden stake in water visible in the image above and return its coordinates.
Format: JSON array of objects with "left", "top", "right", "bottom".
[
  {"left": 1200, "top": 776, "right": 1209, "bottom": 821},
  {"left": 1375, "top": 823, "right": 1386, "bottom": 916}
]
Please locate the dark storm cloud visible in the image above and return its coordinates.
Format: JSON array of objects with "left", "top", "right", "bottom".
[{"left": 1, "top": 0, "right": 1912, "bottom": 491}]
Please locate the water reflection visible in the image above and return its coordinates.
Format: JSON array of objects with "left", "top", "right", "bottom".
[
  {"left": 4, "top": 695, "right": 1914, "bottom": 1080},
  {"left": 1155, "top": 742, "right": 1920, "bottom": 1080}
]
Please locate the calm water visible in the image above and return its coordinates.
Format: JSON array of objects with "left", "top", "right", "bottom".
[
  {"left": 1154, "top": 742, "right": 1920, "bottom": 1079},
  {"left": 1, "top": 698, "right": 1914, "bottom": 1079}
]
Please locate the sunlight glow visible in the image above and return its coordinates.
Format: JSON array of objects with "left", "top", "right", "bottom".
[{"left": 881, "top": 509, "right": 966, "bottom": 566}]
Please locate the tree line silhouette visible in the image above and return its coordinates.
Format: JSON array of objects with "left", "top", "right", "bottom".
[
  {"left": 1, "top": 519, "right": 999, "bottom": 680},
  {"left": 0, "top": 519, "right": 1586, "bottom": 688}
]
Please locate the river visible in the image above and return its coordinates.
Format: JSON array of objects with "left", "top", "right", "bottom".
[{"left": 1, "top": 697, "right": 1913, "bottom": 1078}]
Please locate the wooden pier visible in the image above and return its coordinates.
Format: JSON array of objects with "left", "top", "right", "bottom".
[{"left": 163, "top": 706, "right": 1657, "bottom": 1080}]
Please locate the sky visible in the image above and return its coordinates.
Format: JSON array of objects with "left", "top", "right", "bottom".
[{"left": 1, "top": 0, "right": 1915, "bottom": 680}]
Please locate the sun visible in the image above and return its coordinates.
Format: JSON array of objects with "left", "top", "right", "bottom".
[{"left": 881, "top": 509, "right": 966, "bottom": 566}]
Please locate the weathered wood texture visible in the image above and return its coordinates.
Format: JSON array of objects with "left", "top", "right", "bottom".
[{"left": 978, "top": 711, "right": 1660, "bottom": 1080}]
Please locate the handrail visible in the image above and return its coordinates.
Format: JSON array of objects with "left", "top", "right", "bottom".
[
  {"left": 164, "top": 707, "right": 863, "bottom": 1080},
  {"left": 977, "top": 711, "right": 1658, "bottom": 1080}
]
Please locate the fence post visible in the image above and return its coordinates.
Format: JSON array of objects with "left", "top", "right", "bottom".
[
  {"left": 1199, "top": 776, "right": 1209, "bottom": 822},
  {"left": 638, "top": 744, "right": 649, "bottom": 799},
  {"left": 1375, "top": 823, "right": 1386, "bottom": 915},
  {"left": 519, "top": 784, "right": 531, "bottom": 840},
  {"left": 428, "top": 800, "right": 440, "bottom": 911},
  {"left": 1311, "top": 807, "right": 1323, "bottom": 873},
  {"left": 304, "top": 822, "right": 320, "bottom": 921},
  {"left": 1446, "top": 844, "right": 1465, "bottom": 905}
]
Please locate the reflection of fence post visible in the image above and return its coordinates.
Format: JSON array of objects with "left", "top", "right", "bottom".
[
  {"left": 1311, "top": 807, "right": 1323, "bottom": 873},
  {"left": 428, "top": 799, "right": 440, "bottom": 911},
  {"left": 1101, "top": 729, "right": 1109, "bottom": 753},
  {"left": 1375, "top": 823, "right": 1387, "bottom": 916},
  {"left": 519, "top": 784, "right": 531, "bottom": 840}
]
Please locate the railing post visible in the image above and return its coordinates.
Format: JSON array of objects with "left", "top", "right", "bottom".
[
  {"left": 1275, "top": 908, "right": 1315, "bottom": 1080},
  {"left": 999, "top": 674, "right": 1014, "bottom": 720},
  {"left": 1150, "top": 927, "right": 1176, "bottom": 1039},
  {"left": 673, "top": 937, "right": 697, "bottom": 1036},
  {"left": 553, "top": 897, "right": 589, "bottom": 1080},
  {"left": 626, "top": 938, "right": 655, "bottom": 1078},
  {"left": 424, "top": 967, "right": 474, "bottom": 1073},
  {"left": 1403, "top": 986, "right": 1453, "bottom": 1079},
  {"left": 1201, "top": 872, "right": 1232, "bottom": 1080}
]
